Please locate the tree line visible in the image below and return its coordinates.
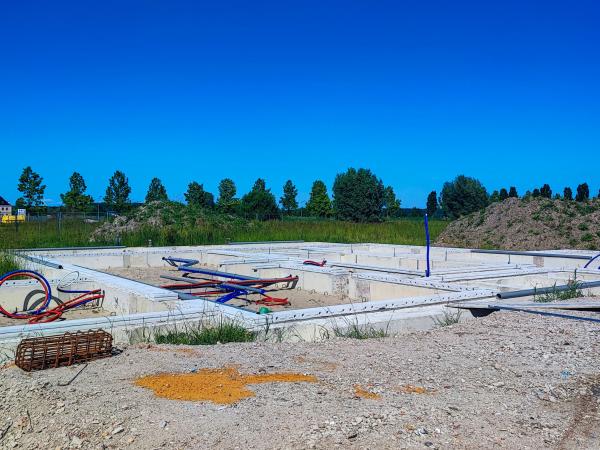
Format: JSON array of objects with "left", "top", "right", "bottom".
[{"left": 12, "top": 167, "right": 599, "bottom": 222}]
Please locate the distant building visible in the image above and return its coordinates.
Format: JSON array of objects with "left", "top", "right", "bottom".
[{"left": 0, "top": 196, "right": 11, "bottom": 217}]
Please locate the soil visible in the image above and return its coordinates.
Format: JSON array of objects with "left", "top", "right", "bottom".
[
  {"left": 2, "top": 307, "right": 600, "bottom": 449},
  {"left": 436, "top": 197, "right": 600, "bottom": 251},
  {"left": 105, "top": 267, "right": 350, "bottom": 312}
]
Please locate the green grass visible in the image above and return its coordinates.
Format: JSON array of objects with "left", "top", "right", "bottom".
[
  {"left": 432, "top": 308, "right": 462, "bottom": 327},
  {"left": 153, "top": 319, "right": 256, "bottom": 345},
  {"left": 533, "top": 280, "right": 584, "bottom": 303},
  {"left": 0, "top": 217, "right": 448, "bottom": 249},
  {"left": 0, "top": 251, "right": 20, "bottom": 275},
  {"left": 331, "top": 318, "right": 389, "bottom": 339}
]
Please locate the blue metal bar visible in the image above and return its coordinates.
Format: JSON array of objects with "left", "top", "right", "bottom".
[
  {"left": 162, "top": 257, "right": 199, "bottom": 268},
  {"left": 491, "top": 305, "right": 600, "bottom": 324},
  {"left": 220, "top": 283, "right": 265, "bottom": 294},
  {"left": 181, "top": 266, "right": 258, "bottom": 280},
  {"left": 162, "top": 256, "right": 258, "bottom": 280},
  {"left": 424, "top": 214, "right": 431, "bottom": 277}
]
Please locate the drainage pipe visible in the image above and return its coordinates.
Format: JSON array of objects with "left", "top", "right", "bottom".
[
  {"left": 497, "top": 280, "right": 600, "bottom": 299},
  {"left": 472, "top": 249, "right": 591, "bottom": 260}
]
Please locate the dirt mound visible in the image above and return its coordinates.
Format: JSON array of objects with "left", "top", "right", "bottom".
[
  {"left": 89, "top": 201, "right": 242, "bottom": 243},
  {"left": 436, "top": 197, "right": 600, "bottom": 250}
]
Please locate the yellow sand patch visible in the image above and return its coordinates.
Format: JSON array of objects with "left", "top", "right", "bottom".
[
  {"left": 354, "top": 384, "right": 382, "bottom": 400},
  {"left": 135, "top": 366, "right": 317, "bottom": 404},
  {"left": 396, "top": 384, "right": 434, "bottom": 394}
]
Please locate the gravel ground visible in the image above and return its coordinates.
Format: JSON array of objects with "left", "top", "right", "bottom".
[{"left": 1, "top": 310, "right": 600, "bottom": 449}]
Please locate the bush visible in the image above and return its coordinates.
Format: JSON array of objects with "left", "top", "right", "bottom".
[
  {"left": 239, "top": 179, "right": 280, "bottom": 220},
  {"left": 439, "top": 175, "right": 489, "bottom": 219},
  {"left": 332, "top": 168, "right": 384, "bottom": 222}
]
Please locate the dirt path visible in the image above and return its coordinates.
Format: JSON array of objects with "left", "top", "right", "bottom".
[{"left": 1, "top": 311, "right": 600, "bottom": 449}]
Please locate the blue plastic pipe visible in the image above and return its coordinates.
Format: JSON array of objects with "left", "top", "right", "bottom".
[
  {"left": 424, "top": 214, "right": 431, "bottom": 277},
  {"left": 583, "top": 252, "right": 600, "bottom": 270}
]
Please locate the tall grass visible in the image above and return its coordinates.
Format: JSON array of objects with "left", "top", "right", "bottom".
[
  {"left": 152, "top": 319, "right": 256, "bottom": 345},
  {"left": 0, "top": 217, "right": 448, "bottom": 249},
  {"left": 533, "top": 280, "right": 584, "bottom": 303},
  {"left": 0, "top": 251, "right": 20, "bottom": 275}
]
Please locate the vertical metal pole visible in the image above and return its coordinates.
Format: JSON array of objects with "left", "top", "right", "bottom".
[{"left": 425, "top": 214, "right": 431, "bottom": 277}]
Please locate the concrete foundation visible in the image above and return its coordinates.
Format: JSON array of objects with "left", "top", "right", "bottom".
[{"left": 1, "top": 242, "right": 599, "bottom": 359}]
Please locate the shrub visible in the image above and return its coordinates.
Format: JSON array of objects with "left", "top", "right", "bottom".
[
  {"left": 439, "top": 175, "right": 489, "bottom": 219},
  {"left": 332, "top": 168, "right": 384, "bottom": 222}
]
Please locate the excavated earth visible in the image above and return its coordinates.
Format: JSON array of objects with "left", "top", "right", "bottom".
[
  {"left": 437, "top": 197, "right": 600, "bottom": 251},
  {"left": 1, "top": 307, "right": 600, "bottom": 449}
]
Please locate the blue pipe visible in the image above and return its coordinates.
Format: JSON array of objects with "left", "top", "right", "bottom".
[
  {"left": 491, "top": 305, "right": 600, "bottom": 324},
  {"left": 162, "top": 256, "right": 258, "bottom": 280},
  {"left": 0, "top": 270, "right": 53, "bottom": 315},
  {"left": 424, "top": 214, "right": 431, "bottom": 277},
  {"left": 583, "top": 252, "right": 600, "bottom": 270}
]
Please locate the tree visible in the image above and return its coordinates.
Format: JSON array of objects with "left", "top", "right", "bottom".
[
  {"left": 280, "top": 180, "right": 298, "bottom": 213},
  {"left": 426, "top": 191, "right": 438, "bottom": 216},
  {"left": 216, "top": 178, "right": 237, "bottom": 213},
  {"left": 576, "top": 183, "right": 589, "bottom": 202},
  {"left": 532, "top": 188, "right": 541, "bottom": 198},
  {"left": 185, "top": 182, "right": 214, "bottom": 208},
  {"left": 489, "top": 190, "right": 500, "bottom": 203},
  {"left": 332, "top": 168, "right": 384, "bottom": 222},
  {"left": 145, "top": 178, "right": 168, "bottom": 203},
  {"left": 383, "top": 186, "right": 401, "bottom": 218},
  {"left": 104, "top": 170, "right": 132, "bottom": 213},
  {"left": 17, "top": 166, "right": 46, "bottom": 211},
  {"left": 563, "top": 187, "right": 573, "bottom": 200},
  {"left": 61, "top": 172, "right": 93, "bottom": 211},
  {"left": 305, "top": 180, "right": 332, "bottom": 217},
  {"left": 499, "top": 188, "right": 509, "bottom": 201},
  {"left": 439, "top": 175, "right": 488, "bottom": 219},
  {"left": 540, "top": 184, "right": 552, "bottom": 199},
  {"left": 239, "top": 178, "right": 280, "bottom": 219},
  {"left": 508, "top": 186, "right": 518, "bottom": 198}
]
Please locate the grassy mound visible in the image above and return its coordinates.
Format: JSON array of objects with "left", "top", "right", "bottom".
[{"left": 436, "top": 197, "right": 600, "bottom": 250}]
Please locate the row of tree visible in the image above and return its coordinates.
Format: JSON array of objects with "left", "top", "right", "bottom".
[
  {"left": 13, "top": 167, "right": 599, "bottom": 222},
  {"left": 431, "top": 177, "right": 596, "bottom": 220},
  {"left": 14, "top": 167, "right": 402, "bottom": 221}
]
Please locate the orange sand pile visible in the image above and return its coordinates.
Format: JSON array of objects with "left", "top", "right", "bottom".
[
  {"left": 135, "top": 366, "right": 317, "bottom": 404},
  {"left": 354, "top": 385, "right": 381, "bottom": 400}
]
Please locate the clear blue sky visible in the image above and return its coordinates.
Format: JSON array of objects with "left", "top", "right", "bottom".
[{"left": 1, "top": 0, "right": 598, "bottom": 207}]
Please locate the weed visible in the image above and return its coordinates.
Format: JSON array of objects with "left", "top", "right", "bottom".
[
  {"left": 331, "top": 317, "right": 389, "bottom": 339},
  {"left": 0, "top": 251, "right": 20, "bottom": 275},
  {"left": 433, "top": 307, "right": 462, "bottom": 327},
  {"left": 534, "top": 280, "right": 584, "bottom": 303},
  {"left": 153, "top": 319, "right": 256, "bottom": 345}
]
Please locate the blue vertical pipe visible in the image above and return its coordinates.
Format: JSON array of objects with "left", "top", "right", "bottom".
[{"left": 425, "top": 213, "right": 431, "bottom": 277}]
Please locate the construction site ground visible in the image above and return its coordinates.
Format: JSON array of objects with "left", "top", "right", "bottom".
[{"left": 2, "top": 305, "right": 600, "bottom": 449}]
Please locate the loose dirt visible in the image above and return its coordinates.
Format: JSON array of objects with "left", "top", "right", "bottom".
[
  {"left": 135, "top": 367, "right": 317, "bottom": 404},
  {"left": 2, "top": 309, "right": 600, "bottom": 449}
]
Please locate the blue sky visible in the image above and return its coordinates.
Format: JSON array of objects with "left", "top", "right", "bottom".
[{"left": 1, "top": 0, "right": 598, "bottom": 207}]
